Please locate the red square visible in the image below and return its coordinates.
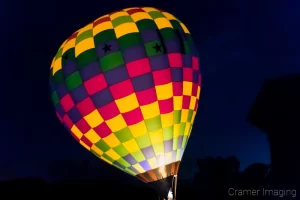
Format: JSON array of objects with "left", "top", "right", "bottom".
[
  {"left": 183, "top": 68, "right": 193, "bottom": 81},
  {"left": 192, "top": 56, "right": 199, "bottom": 70},
  {"left": 172, "top": 82, "right": 183, "bottom": 96},
  {"left": 122, "top": 107, "right": 144, "bottom": 125},
  {"left": 60, "top": 94, "right": 75, "bottom": 112},
  {"left": 126, "top": 58, "right": 151, "bottom": 78},
  {"left": 76, "top": 97, "right": 96, "bottom": 116},
  {"left": 94, "top": 122, "right": 112, "bottom": 138},
  {"left": 81, "top": 135, "right": 93, "bottom": 147},
  {"left": 182, "top": 96, "right": 191, "bottom": 109},
  {"left": 136, "top": 88, "right": 157, "bottom": 106},
  {"left": 192, "top": 83, "right": 198, "bottom": 96},
  {"left": 153, "top": 68, "right": 172, "bottom": 86},
  {"left": 126, "top": 8, "right": 144, "bottom": 15},
  {"left": 56, "top": 112, "right": 63, "bottom": 122},
  {"left": 109, "top": 79, "right": 134, "bottom": 99},
  {"left": 63, "top": 114, "right": 73, "bottom": 128},
  {"left": 158, "top": 98, "right": 173, "bottom": 114},
  {"left": 67, "top": 32, "right": 78, "bottom": 41},
  {"left": 98, "top": 102, "right": 120, "bottom": 120},
  {"left": 93, "top": 16, "right": 110, "bottom": 27},
  {"left": 168, "top": 53, "right": 183, "bottom": 68},
  {"left": 76, "top": 118, "right": 91, "bottom": 134},
  {"left": 84, "top": 74, "right": 107, "bottom": 95}
]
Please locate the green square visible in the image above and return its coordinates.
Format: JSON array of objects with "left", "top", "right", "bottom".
[
  {"left": 51, "top": 91, "right": 59, "bottom": 105},
  {"left": 152, "top": 143, "right": 164, "bottom": 155},
  {"left": 182, "top": 136, "right": 188, "bottom": 148},
  {"left": 173, "top": 137, "right": 178, "bottom": 150},
  {"left": 53, "top": 70, "right": 64, "bottom": 85},
  {"left": 159, "top": 28, "right": 177, "bottom": 41},
  {"left": 170, "top": 20, "right": 181, "bottom": 30},
  {"left": 136, "top": 19, "right": 157, "bottom": 31},
  {"left": 131, "top": 150, "right": 146, "bottom": 162},
  {"left": 125, "top": 168, "right": 136, "bottom": 175},
  {"left": 113, "top": 144, "right": 129, "bottom": 157},
  {"left": 99, "top": 51, "right": 124, "bottom": 72},
  {"left": 163, "top": 126, "right": 173, "bottom": 140},
  {"left": 135, "top": 134, "right": 152, "bottom": 148},
  {"left": 94, "top": 29, "right": 116, "bottom": 45},
  {"left": 118, "top": 33, "right": 142, "bottom": 49},
  {"left": 144, "top": 40, "right": 164, "bottom": 57},
  {"left": 76, "top": 48, "right": 97, "bottom": 68},
  {"left": 176, "top": 149, "right": 181, "bottom": 159},
  {"left": 112, "top": 16, "right": 134, "bottom": 27},
  {"left": 187, "top": 110, "right": 193, "bottom": 122},
  {"left": 65, "top": 71, "right": 82, "bottom": 91},
  {"left": 114, "top": 127, "right": 133, "bottom": 143},
  {"left": 55, "top": 48, "right": 63, "bottom": 59},
  {"left": 148, "top": 11, "right": 165, "bottom": 19},
  {"left": 102, "top": 153, "right": 114, "bottom": 162},
  {"left": 76, "top": 30, "right": 93, "bottom": 44},
  {"left": 173, "top": 110, "right": 181, "bottom": 124},
  {"left": 179, "top": 122, "right": 186, "bottom": 136},
  {"left": 95, "top": 139, "right": 110, "bottom": 152},
  {"left": 117, "top": 157, "right": 131, "bottom": 168},
  {"left": 145, "top": 115, "right": 162, "bottom": 132},
  {"left": 62, "top": 48, "right": 75, "bottom": 61},
  {"left": 184, "top": 41, "right": 191, "bottom": 54}
]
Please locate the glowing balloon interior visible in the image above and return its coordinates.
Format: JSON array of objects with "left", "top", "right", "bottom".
[{"left": 50, "top": 6, "right": 201, "bottom": 198}]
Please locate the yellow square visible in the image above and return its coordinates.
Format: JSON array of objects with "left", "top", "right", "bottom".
[
  {"left": 173, "top": 124, "right": 180, "bottom": 137},
  {"left": 191, "top": 111, "right": 196, "bottom": 122},
  {"left": 62, "top": 38, "right": 76, "bottom": 54},
  {"left": 189, "top": 96, "right": 197, "bottom": 110},
  {"left": 91, "top": 145, "right": 103, "bottom": 156},
  {"left": 106, "top": 149, "right": 121, "bottom": 160},
  {"left": 123, "top": 7, "right": 139, "bottom": 11},
  {"left": 149, "top": 129, "right": 163, "bottom": 144},
  {"left": 181, "top": 109, "right": 189, "bottom": 122},
  {"left": 77, "top": 23, "right": 93, "bottom": 35},
  {"left": 132, "top": 163, "right": 145, "bottom": 173},
  {"left": 130, "top": 12, "right": 152, "bottom": 22},
  {"left": 173, "top": 96, "right": 183, "bottom": 110},
  {"left": 93, "top": 21, "right": 114, "bottom": 35},
  {"left": 129, "top": 121, "right": 147, "bottom": 137},
  {"left": 147, "top": 157, "right": 158, "bottom": 169},
  {"left": 101, "top": 156, "right": 112, "bottom": 164},
  {"left": 155, "top": 83, "right": 173, "bottom": 100},
  {"left": 102, "top": 134, "right": 120, "bottom": 148},
  {"left": 50, "top": 57, "right": 55, "bottom": 69},
  {"left": 71, "top": 125, "right": 83, "bottom": 139},
  {"left": 52, "top": 57, "right": 62, "bottom": 74},
  {"left": 165, "top": 151, "right": 173, "bottom": 164},
  {"left": 184, "top": 122, "right": 191, "bottom": 136},
  {"left": 84, "top": 129, "right": 101, "bottom": 143},
  {"left": 84, "top": 110, "right": 104, "bottom": 128},
  {"left": 114, "top": 22, "right": 139, "bottom": 38},
  {"left": 115, "top": 93, "right": 139, "bottom": 113},
  {"left": 142, "top": 7, "right": 159, "bottom": 12},
  {"left": 79, "top": 140, "right": 90, "bottom": 150},
  {"left": 106, "top": 114, "right": 127, "bottom": 132},
  {"left": 161, "top": 112, "right": 174, "bottom": 128},
  {"left": 75, "top": 38, "right": 95, "bottom": 57},
  {"left": 110, "top": 11, "right": 129, "bottom": 20},
  {"left": 140, "top": 101, "right": 160, "bottom": 119},
  {"left": 162, "top": 12, "right": 177, "bottom": 20},
  {"left": 154, "top": 145, "right": 164, "bottom": 157},
  {"left": 123, "top": 139, "right": 139, "bottom": 153},
  {"left": 180, "top": 23, "right": 190, "bottom": 34},
  {"left": 197, "top": 86, "right": 201, "bottom": 99},
  {"left": 154, "top": 18, "right": 173, "bottom": 29},
  {"left": 183, "top": 81, "right": 193, "bottom": 96}
]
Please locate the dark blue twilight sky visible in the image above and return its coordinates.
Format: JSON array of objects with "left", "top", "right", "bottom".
[{"left": 1, "top": 0, "right": 300, "bottom": 181}]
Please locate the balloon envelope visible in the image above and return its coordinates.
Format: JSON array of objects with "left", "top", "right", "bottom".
[{"left": 50, "top": 6, "right": 201, "bottom": 196}]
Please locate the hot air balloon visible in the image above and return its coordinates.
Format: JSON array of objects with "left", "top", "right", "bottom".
[{"left": 50, "top": 7, "right": 201, "bottom": 199}]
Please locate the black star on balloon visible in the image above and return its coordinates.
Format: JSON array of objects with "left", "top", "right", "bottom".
[
  {"left": 153, "top": 42, "right": 162, "bottom": 53},
  {"left": 102, "top": 43, "right": 112, "bottom": 53}
]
